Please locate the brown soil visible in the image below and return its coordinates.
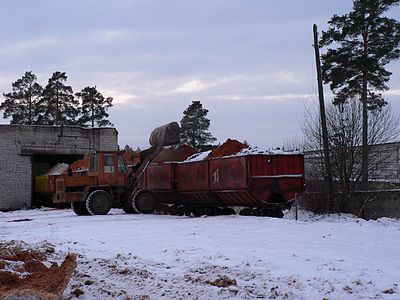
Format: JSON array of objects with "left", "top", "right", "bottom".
[
  {"left": 206, "top": 139, "right": 248, "bottom": 159},
  {"left": 205, "top": 276, "right": 237, "bottom": 288},
  {"left": 152, "top": 144, "right": 198, "bottom": 163},
  {"left": 0, "top": 243, "right": 47, "bottom": 262},
  {"left": 24, "top": 259, "right": 48, "bottom": 273},
  {"left": 0, "top": 242, "right": 76, "bottom": 300},
  {"left": 123, "top": 148, "right": 135, "bottom": 166},
  {"left": 69, "top": 156, "right": 90, "bottom": 172}
]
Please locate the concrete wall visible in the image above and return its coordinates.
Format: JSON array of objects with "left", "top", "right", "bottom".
[
  {"left": 302, "top": 143, "right": 400, "bottom": 218},
  {"left": 345, "top": 190, "right": 400, "bottom": 219},
  {"left": 0, "top": 125, "right": 118, "bottom": 210}
]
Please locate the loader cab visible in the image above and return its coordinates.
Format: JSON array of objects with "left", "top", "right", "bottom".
[{"left": 89, "top": 151, "right": 127, "bottom": 187}]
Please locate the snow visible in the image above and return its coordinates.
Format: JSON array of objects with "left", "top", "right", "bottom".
[
  {"left": 185, "top": 150, "right": 212, "bottom": 162},
  {"left": 1, "top": 208, "right": 399, "bottom": 299},
  {"left": 46, "top": 163, "right": 69, "bottom": 176},
  {"left": 237, "top": 146, "right": 301, "bottom": 156},
  {"left": 185, "top": 147, "right": 301, "bottom": 163}
]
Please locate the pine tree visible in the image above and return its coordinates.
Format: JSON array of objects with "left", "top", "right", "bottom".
[
  {"left": 37, "top": 71, "right": 79, "bottom": 125},
  {"left": 180, "top": 100, "right": 216, "bottom": 149},
  {"left": 0, "top": 71, "right": 43, "bottom": 124},
  {"left": 75, "top": 86, "right": 113, "bottom": 127},
  {"left": 320, "top": 0, "right": 400, "bottom": 184}
]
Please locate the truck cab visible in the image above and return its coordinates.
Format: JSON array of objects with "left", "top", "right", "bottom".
[
  {"left": 87, "top": 152, "right": 127, "bottom": 186},
  {"left": 51, "top": 121, "right": 181, "bottom": 216},
  {"left": 53, "top": 151, "right": 130, "bottom": 215}
]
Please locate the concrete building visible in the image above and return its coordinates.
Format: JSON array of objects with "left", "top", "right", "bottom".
[{"left": 0, "top": 125, "right": 118, "bottom": 210}]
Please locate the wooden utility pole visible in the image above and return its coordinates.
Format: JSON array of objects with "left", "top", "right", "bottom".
[{"left": 313, "top": 24, "right": 334, "bottom": 212}]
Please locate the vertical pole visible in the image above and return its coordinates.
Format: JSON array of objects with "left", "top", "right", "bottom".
[
  {"left": 313, "top": 24, "right": 334, "bottom": 213},
  {"left": 295, "top": 193, "right": 298, "bottom": 221},
  {"left": 92, "top": 86, "right": 96, "bottom": 128},
  {"left": 55, "top": 87, "right": 59, "bottom": 126}
]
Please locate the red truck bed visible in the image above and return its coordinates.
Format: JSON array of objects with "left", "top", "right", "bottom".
[{"left": 138, "top": 153, "right": 304, "bottom": 208}]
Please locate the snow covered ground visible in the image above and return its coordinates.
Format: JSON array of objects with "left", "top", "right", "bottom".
[{"left": 1, "top": 208, "right": 399, "bottom": 299}]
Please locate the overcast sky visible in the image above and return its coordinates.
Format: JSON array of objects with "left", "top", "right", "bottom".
[{"left": 0, "top": 1, "right": 399, "bottom": 149}]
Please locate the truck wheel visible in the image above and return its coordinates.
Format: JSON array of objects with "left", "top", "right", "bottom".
[
  {"left": 71, "top": 201, "right": 90, "bottom": 216},
  {"left": 274, "top": 208, "right": 284, "bottom": 218},
  {"left": 122, "top": 197, "right": 137, "bottom": 214},
  {"left": 86, "top": 190, "right": 112, "bottom": 215},
  {"left": 133, "top": 191, "right": 157, "bottom": 214}
]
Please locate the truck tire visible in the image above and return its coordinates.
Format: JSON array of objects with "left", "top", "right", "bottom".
[
  {"left": 133, "top": 190, "right": 157, "bottom": 214},
  {"left": 122, "top": 197, "right": 138, "bottom": 214},
  {"left": 86, "top": 190, "right": 112, "bottom": 215},
  {"left": 71, "top": 201, "right": 90, "bottom": 216}
]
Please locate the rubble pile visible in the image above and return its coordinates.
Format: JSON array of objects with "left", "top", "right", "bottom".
[
  {"left": 123, "top": 148, "right": 136, "bottom": 166},
  {"left": 69, "top": 156, "right": 90, "bottom": 173},
  {"left": 206, "top": 139, "right": 248, "bottom": 159},
  {"left": 153, "top": 144, "right": 198, "bottom": 163},
  {"left": 185, "top": 139, "right": 301, "bottom": 162},
  {"left": 0, "top": 241, "right": 76, "bottom": 300}
]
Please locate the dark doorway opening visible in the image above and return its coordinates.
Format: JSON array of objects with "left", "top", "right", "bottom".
[{"left": 32, "top": 154, "right": 83, "bottom": 208}]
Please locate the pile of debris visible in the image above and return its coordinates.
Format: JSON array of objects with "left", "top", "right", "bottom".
[
  {"left": 0, "top": 241, "right": 76, "bottom": 300},
  {"left": 185, "top": 139, "right": 301, "bottom": 162},
  {"left": 153, "top": 144, "right": 198, "bottom": 163},
  {"left": 184, "top": 139, "right": 249, "bottom": 161},
  {"left": 206, "top": 139, "right": 248, "bottom": 159},
  {"left": 45, "top": 139, "right": 297, "bottom": 174},
  {"left": 69, "top": 157, "right": 90, "bottom": 173},
  {"left": 151, "top": 139, "right": 250, "bottom": 164},
  {"left": 44, "top": 157, "right": 89, "bottom": 176}
]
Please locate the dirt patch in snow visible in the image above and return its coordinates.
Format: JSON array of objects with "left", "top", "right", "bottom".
[
  {"left": 206, "top": 139, "right": 248, "bottom": 159},
  {"left": 205, "top": 276, "right": 238, "bottom": 288},
  {"left": 0, "top": 241, "right": 76, "bottom": 300}
]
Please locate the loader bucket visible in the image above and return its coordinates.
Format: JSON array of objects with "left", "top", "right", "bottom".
[{"left": 149, "top": 122, "right": 180, "bottom": 147}]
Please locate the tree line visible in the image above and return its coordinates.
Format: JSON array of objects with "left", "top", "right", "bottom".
[
  {"left": 0, "top": 71, "right": 113, "bottom": 127},
  {"left": 2, "top": 71, "right": 217, "bottom": 149}
]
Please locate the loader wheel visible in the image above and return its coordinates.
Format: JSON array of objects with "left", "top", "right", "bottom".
[
  {"left": 133, "top": 191, "right": 157, "bottom": 214},
  {"left": 71, "top": 201, "right": 90, "bottom": 216},
  {"left": 86, "top": 190, "right": 112, "bottom": 215},
  {"left": 274, "top": 208, "right": 284, "bottom": 218},
  {"left": 122, "top": 197, "right": 138, "bottom": 214}
]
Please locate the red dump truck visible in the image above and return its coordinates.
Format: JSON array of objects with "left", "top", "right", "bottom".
[
  {"left": 49, "top": 122, "right": 304, "bottom": 217},
  {"left": 133, "top": 153, "right": 304, "bottom": 217}
]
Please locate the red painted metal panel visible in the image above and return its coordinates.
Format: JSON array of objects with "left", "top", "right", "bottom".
[
  {"left": 175, "top": 160, "right": 209, "bottom": 191},
  {"left": 181, "top": 192, "right": 216, "bottom": 205},
  {"left": 140, "top": 153, "right": 304, "bottom": 207},
  {"left": 146, "top": 163, "right": 175, "bottom": 190},
  {"left": 251, "top": 156, "right": 263, "bottom": 176},
  {"left": 248, "top": 154, "right": 305, "bottom": 202},
  {"left": 209, "top": 156, "right": 248, "bottom": 190},
  {"left": 49, "top": 175, "right": 57, "bottom": 193},
  {"left": 153, "top": 191, "right": 179, "bottom": 204},
  {"left": 214, "top": 191, "right": 257, "bottom": 206}
]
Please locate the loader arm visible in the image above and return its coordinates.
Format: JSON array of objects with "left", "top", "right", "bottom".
[{"left": 126, "top": 147, "right": 163, "bottom": 194}]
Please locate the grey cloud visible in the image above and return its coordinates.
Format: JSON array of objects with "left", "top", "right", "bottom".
[{"left": 0, "top": 0, "right": 399, "bottom": 149}]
